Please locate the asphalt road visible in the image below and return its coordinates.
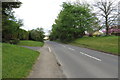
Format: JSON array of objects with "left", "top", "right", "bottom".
[{"left": 46, "top": 41, "right": 118, "bottom": 78}]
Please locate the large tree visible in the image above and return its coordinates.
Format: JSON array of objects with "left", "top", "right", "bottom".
[
  {"left": 2, "top": 2, "right": 22, "bottom": 43},
  {"left": 94, "top": 0, "right": 117, "bottom": 35},
  {"left": 50, "top": 2, "right": 98, "bottom": 42},
  {"left": 2, "top": 2, "right": 22, "bottom": 20}
]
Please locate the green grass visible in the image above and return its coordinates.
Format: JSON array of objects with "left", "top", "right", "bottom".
[
  {"left": 70, "top": 36, "right": 119, "bottom": 55},
  {"left": 17, "top": 40, "right": 44, "bottom": 47},
  {"left": 2, "top": 43, "right": 40, "bottom": 78},
  {"left": 0, "top": 43, "right": 2, "bottom": 79}
]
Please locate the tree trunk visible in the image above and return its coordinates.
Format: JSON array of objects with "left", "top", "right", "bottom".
[{"left": 105, "top": 16, "right": 109, "bottom": 36}]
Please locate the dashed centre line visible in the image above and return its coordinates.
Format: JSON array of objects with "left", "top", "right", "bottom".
[
  {"left": 80, "top": 52, "right": 102, "bottom": 61},
  {"left": 63, "top": 45, "right": 66, "bottom": 48},
  {"left": 48, "top": 47, "right": 51, "bottom": 52},
  {"left": 68, "top": 47, "right": 75, "bottom": 51}
]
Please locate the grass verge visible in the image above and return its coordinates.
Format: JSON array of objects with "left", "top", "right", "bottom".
[
  {"left": 0, "top": 43, "right": 2, "bottom": 79},
  {"left": 2, "top": 43, "right": 39, "bottom": 78},
  {"left": 70, "top": 36, "right": 119, "bottom": 55},
  {"left": 17, "top": 40, "right": 44, "bottom": 47}
]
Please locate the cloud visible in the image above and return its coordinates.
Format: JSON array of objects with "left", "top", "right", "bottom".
[
  {"left": 14, "top": 0, "right": 119, "bottom": 34},
  {"left": 14, "top": 0, "right": 67, "bottom": 34}
]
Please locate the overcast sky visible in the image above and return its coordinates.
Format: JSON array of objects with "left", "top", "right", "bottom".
[{"left": 13, "top": 0, "right": 119, "bottom": 35}]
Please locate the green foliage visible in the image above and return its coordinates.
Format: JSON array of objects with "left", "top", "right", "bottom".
[
  {"left": 9, "top": 39, "right": 20, "bottom": 44},
  {"left": 2, "top": 2, "right": 23, "bottom": 44},
  {"left": 50, "top": 2, "right": 98, "bottom": 42},
  {"left": 18, "top": 29, "right": 29, "bottom": 40},
  {"left": 2, "top": 2, "right": 22, "bottom": 17},
  {"left": 2, "top": 43, "right": 39, "bottom": 78},
  {"left": 0, "top": 43, "right": 2, "bottom": 79},
  {"left": 2, "top": 19, "right": 22, "bottom": 41},
  {"left": 29, "top": 28, "right": 45, "bottom": 42}
]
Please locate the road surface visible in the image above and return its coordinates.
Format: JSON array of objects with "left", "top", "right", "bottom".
[
  {"left": 46, "top": 41, "right": 118, "bottom": 78},
  {"left": 27, "top": 44, "right": 65, "bottom": 78}
]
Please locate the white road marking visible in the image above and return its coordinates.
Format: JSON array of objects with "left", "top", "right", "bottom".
[
  {"left": 68, "top": 47, "right": 75, "bottom": 51},
  {"left": 63, "top": 45, "right": 66, "bottom": 48},
  {"left": 80, "top": 52, "right": 102, "bottom": 61},
  {"left": 48, "top": 47, "right": 51, "bottom": 52}
]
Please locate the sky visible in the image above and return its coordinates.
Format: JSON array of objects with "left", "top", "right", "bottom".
[
  {"left": 13, "top": 0, "right": 119, "bottom": 35},
  {"left": 13, "top": 0, "right": 94, "bottom": 35}
]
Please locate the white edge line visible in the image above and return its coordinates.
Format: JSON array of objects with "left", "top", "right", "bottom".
[
  {"left": 51, "top": 47, "right": 68, "bottom": 78},
  {"left": 80, "top": 52, "right": 102, "bottom": 61},
  {"left": 48, "top": 47, "right": 51, "bottom": 52}
]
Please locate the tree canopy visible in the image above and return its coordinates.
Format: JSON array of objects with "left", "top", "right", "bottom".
[
  {"left": 50, "top": 2, "right": 98, "bottom": 42},
  {"left": 29, "top": 28, "right": 45, "bottom": 42},
  {"left": 2, "top": 2, "right": 23, "bottom": 43},
  {"left": 94, "top": 0, "right": 117, "bottom": 35}
]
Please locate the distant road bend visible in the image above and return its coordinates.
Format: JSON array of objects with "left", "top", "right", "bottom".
[{"left": 46, "top": 41, "right": 118, "bottom": 78}]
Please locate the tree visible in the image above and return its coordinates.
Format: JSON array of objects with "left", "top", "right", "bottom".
[
  {"left": 29, "top": 28, "right": 45, "bottom": 42},
  {"left": 94, "top": 0, "right": 117, "bottom": 35},
  {"left": 2, "top": 2, "right": 22, "bottom": 17},
  {"left": 2, "top": 2, "right": 22, "bottom": 43},
  {"left": 2, "top": 19, "right": 21, "bottom": 40},
  {"left": 50, "top": 2, "right": 98, "bottom": 42},
  {"left": 18, "top": 29, "right": 29, "bottom": 40}
]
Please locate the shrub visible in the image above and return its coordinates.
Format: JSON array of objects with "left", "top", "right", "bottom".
[{"left": 9, "top": 39, "right": 20, "bottom": 44}]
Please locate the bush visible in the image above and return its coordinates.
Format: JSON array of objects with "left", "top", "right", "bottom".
[
  {"left": 88, "top": 33, "right": 93, "bottom": 37},
  {"left": 111, "top": 33, "right": 120, "bottom": 36},
  {"left": 9, "top": 39, "right": 20, "bottom": 44},
  {"left": 29, "top": 28, "right": 45, "bottom": 42}
]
